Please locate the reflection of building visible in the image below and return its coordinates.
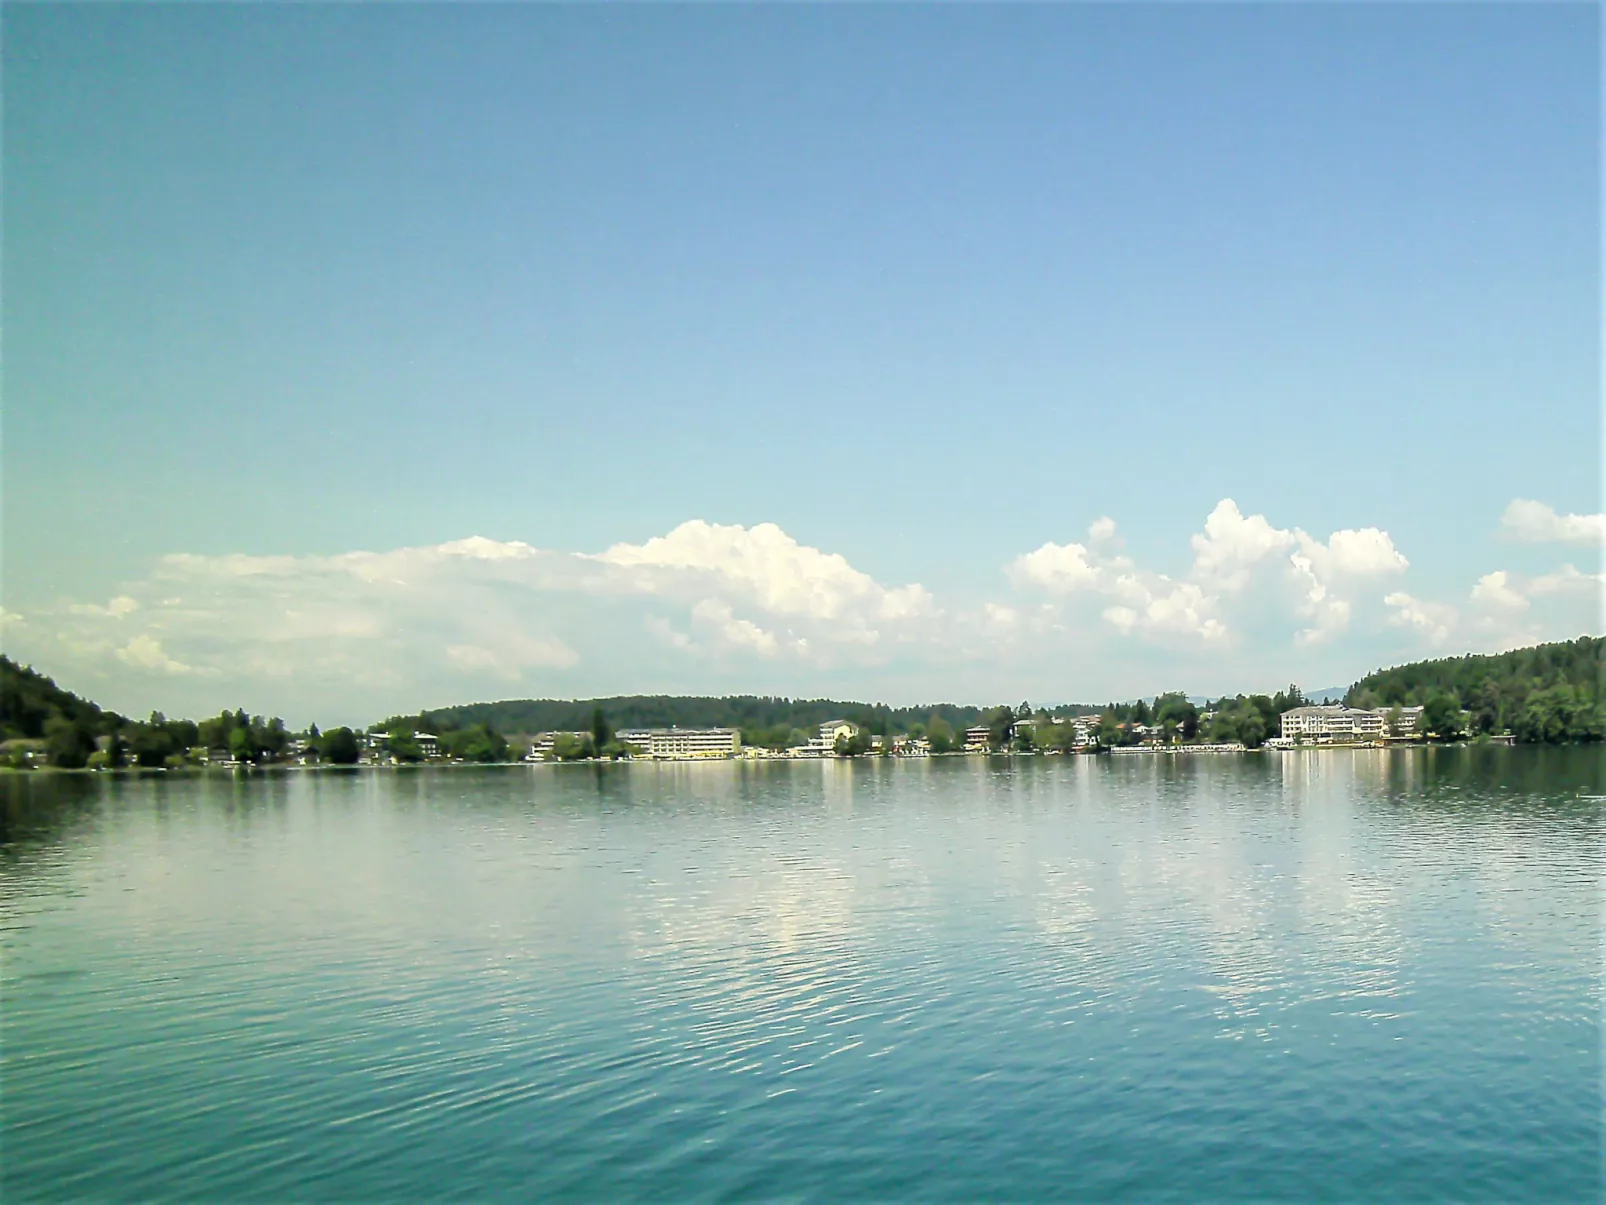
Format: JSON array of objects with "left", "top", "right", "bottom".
[{"left": 1280, "top": 706, "right": 1422, "bottom": 742}]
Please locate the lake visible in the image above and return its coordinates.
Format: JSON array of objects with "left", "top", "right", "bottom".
[{"left": 2, "top": 749, "right": 1600, "bottom": 1202}]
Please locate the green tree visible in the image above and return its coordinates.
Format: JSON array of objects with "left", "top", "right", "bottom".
[
  {"left": 1419, "top": 694, "right": 1465, "bottom": 741},
  {"left": 128, "top": 724, "right": 173, "bottom": 768},
  {"left": 986, "top": 705, "right": 1016, "bottom": 750},
  {"left": 390, "top": 733, "right": 425, "bottom": 763},
  {"left": 740, "top": 723, "right": 796, "bottom": 750},
  {"left": 322, "top": 727, "right": 361, "bottom": 765},
  {"left": 1279, "top": 685, "right": 1310, "bottom": 713},
  {"left": 927, "top": 716, "right": 955, "bottom": 754},
  {"left": 442, "top": 724, "right": 510, "bottom": 763},
  {"left": 1096, "top": 713, "right": 1121, "bottom": 750},
  {"left": 1038, "top": 722, "right": 1079, "bottom": 752},
  {"left": 591, "top": 708, "right": 613, "bottom": 753},
  {"left": 833, "top": 728, "right": 871, "bottom": 756},
  {"left": 1238, "top": 710, "right": 1267, "bottom": 749},
  {"left": 1511, "top": 684, "right": 1602, "bottom": 744},
  {"left": 552, "top": 733, "right": 593, "bottom": 761},
  {"left": 164, "top": 717, "right": 199, "bottom": 751},
  {"left": 1471, "top": 681, "right": 1502, "bottom": 735},
  {"left": 45, "top": 716, "right": 93, "bottom": 768},
  {"left": 228, "top": 727, "right": 255, "bottom": 763},
  {"left": 257, "top": 716, "right": 289, "bottom": 759},
  {"left": 199, "top": 711, "right": 234, "bottom": 753}
]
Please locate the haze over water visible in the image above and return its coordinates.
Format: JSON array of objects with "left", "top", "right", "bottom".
[{"left": 3, "top": 749, "right": 1600, "bottom": 1202}]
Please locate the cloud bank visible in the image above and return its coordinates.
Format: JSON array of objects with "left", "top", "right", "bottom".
[{"left": 4, "top": 500, "right": 1597, "bottom": 724}]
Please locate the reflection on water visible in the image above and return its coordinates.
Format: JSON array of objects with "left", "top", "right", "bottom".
[{"left": 2, "top": 749, "right": 1600, "bottom": 1202}]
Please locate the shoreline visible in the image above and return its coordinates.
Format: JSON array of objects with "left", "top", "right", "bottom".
[{"left": 0, "top": 738, "right": 1528, "bottom": 777}]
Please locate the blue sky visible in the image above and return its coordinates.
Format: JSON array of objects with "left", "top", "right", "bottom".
[{"left": 3, "top": 5, "right": 1599, "bottom": 725}]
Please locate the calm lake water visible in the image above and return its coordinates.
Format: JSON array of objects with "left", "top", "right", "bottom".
[{"left": 2, "top": 749, "right": 1600, "bottom": 1202}]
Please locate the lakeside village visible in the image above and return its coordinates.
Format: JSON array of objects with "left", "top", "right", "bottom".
[
  {"left": 505, "top": 701, "right": 1451, "bottom": 765},
  {"left": 0, "top": 696, "right": 1467, "bottom": 773},
  {"left": 291, "top": 698, "right": 1458, "bottom": 769},
  {"left": 12, "top": 633, "right": 1602, "bottom": 771}
]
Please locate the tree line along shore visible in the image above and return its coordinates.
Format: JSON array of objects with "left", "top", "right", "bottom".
[{"left": 1, "top": 635, "right": 1599, "bottom": 771}]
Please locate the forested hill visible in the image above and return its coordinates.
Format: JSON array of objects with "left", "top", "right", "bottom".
[
  {"left": 0, "top": 656, "right": 122, "bottom": 741},
  {"left": 405, "top": 696, "right": 1097, "bottom": 742},
  {"left": 1345, "top": 635, "right": 1603, "bottom": 741}
]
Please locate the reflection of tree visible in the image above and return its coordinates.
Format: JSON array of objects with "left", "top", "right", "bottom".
[{"left": 0, "top": 772, "right": 102, "bottom": 849}]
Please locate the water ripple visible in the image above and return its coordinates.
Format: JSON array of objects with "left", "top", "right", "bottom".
[{"left": 2, "top": 751, "right": 1600, "bottom": 1202}]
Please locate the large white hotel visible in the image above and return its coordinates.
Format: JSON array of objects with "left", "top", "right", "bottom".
[
  {"left": 615, "top": 727, "right": 741, "bottom": 760},
  {"left": 1278, "top": 705, "right": 1423, "bottom": 742}
]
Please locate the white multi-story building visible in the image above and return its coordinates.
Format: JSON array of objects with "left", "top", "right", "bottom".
[
  {"left": 526, "top": 731, "right": 588, "bottom": 760},
  {"left": 1279, "top": 705, "right": 1422, "bottom": 742},
  {"left": 617, "top": 727, "right": 741, "bottom": 760},
  {"left": 616, "top": 730, "right": 653, "bottom": 755},
  {"left": 1379, "top": 705, "right": 1424, "bottom": 735},
  {"left": 803, "top": 720, "right": 856, "bottom": 756},
  {"left": 1280, "top": 706, "right": 1372, "bottom": 740}
]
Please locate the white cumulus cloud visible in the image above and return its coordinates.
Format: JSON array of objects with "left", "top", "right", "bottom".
[
  {"left": 1384, "top": 592, "right": 1458, "bottom": 646},
  {"left": 5, "top": 521, "right": 943, "bottom": 721},
  {"left": 1470, "top": 571, "right": 1529, "bottom": 612},
  {"left": 1498, "top": 499, "right": 1605, "bottom": 547},
  {"left": 1008, "top": 499, "right": 1406, "bottom": 648},
  {"left": 1385, "top": 561, "right": 1602, "bottom": 653},
  {"left": 1007, "top": 540, "right": 1102, "bottom": 594},
  {"left": 597, "top": 520, "right": 933, "bottom": 623},
  {"left": 1190, "top": 500, "right": 1297, "bottom": 595}
]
